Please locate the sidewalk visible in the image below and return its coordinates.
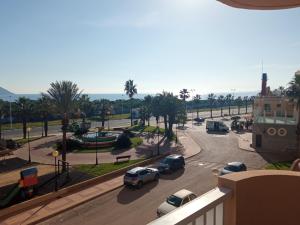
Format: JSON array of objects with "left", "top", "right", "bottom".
[
  {"left": 1, "top": 176, "right": 123, "bottom": 225},
  {"left": 237, "top": 132, "right": 255, "bottom": 152}
]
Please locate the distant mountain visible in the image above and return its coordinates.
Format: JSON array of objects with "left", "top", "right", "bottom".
[{"left": 0, "top": 87, "right": 17, "bottom": 101}]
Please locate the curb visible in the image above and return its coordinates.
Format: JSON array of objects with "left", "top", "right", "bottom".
[{"left": 28, "top": 183, "right": 124, "bottom": 225}]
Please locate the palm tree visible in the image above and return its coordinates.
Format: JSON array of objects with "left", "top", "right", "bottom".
[
  {"left": 15, "top": 97, "right": 33, "bottom": 139},
  {"left": 243, "top": 96, "right": 249, "bottom": 114},
  {"left": 0, "top": 100, "right": 8, "bottom": 140},
  {"left": 249, "top": 96, "right": 256, "bottom": 113},
  {"left": 47, "top": 81, "right": 81, "bottom": 167},
  {"left": 235, "top": 96, "right": 243, "bottom": 115},
  {"left": 37, "top": 94, "right": 53, "bottom": 137},
  {"left": 286, "top": 74, "right": 300, "bottom": 155},
  {"left": 78, "top": 94, "right": 93, "bottom": 122},
  {"left": 218, "top": 95, "right": 225, "bottom": 117},
  {"left": 225, "top": 94, "right": 234, "bottom": 116},
  {"left": 193, "top": 94, "right": 201, "bottom": 118},
  {"left": 207, "top": 93, "right": 216, "bottom": 118},
  {"left": 144, "top": 95, "right": 153, "bottom": 126},
  {"left": 179, "top": 89, "right": 190, "bottom": 112},
  {"left": 124, "top": 80, "right": 137, "bottom": 126}
]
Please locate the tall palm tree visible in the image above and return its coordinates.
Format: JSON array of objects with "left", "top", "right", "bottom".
[
  {"left": 144, "top": 95, "right": 153, "bottom": 126},
  {"left": 0, "top": 100, "right": 9, "bottom": 140},
  {"left": 235, "top": 96, "right": 243, "bottom": 115},
  {"left": 249, "top": 96, "right": 256, "bottom": 113},
  {"left": 77, "top": 94, "right": 93, "bottom": 122},
  {"left": 286, "top": 74, "right": 300, "bottom": 155},
  {"left": 243, "top": 96, "right": 249, "bottom": 114},
  {"left": 207, "top": 93, "right": 216, "bottom": 118},
  {"left": 16, "top": 97, "right": 33, "bottom": 139},
  {"left": 218, "top": 95, "right": 225, "bottom": 117},
  {"left": 225, "top": 94, "right": 234, "bottom": 116},
  {"left": 37, "top": 94, "right": 53, "bottom": 137},
  {"left": 193, "top": 94, "right": 201, "bottom": 118},
  {"left": 47, "top": 81, "right": 81, "bottom": 167},
  {"left": 124, "top": 80, "right": 137, "bottom": 126},
  {"left": 179, "top": 89, "right": 190, "bottom": 112}
]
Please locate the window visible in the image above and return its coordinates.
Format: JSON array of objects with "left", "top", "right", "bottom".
[
  {"left": 181, "top": 197, "right": 190, "bottom": 205},
  {"left": 277, "top": 104, "right": 281, "bottom": 108},
  {"left": 189, "top": 194, "right": 197, "bottom": 201},
  {"left": 264, "top": 104, "right": 271, "bottom": 112}
]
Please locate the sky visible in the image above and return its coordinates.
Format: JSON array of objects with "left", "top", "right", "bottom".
[{"left": 0, "top": 0, "right": 300, "bottom": 95}]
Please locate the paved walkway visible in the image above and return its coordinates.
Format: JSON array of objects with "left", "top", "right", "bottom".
[{"left": 237, "top": 132, "right": 255, "bottom": 152}]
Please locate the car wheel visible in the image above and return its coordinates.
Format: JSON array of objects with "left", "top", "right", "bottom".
[
  {"left": 137, "top": 181, "right": 143, "bottom": 189},
  {"left": 154, "top": 174, "right": 159, "bottom": 181}
]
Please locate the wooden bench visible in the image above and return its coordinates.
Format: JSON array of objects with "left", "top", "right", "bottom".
[{"left": 115, "top": 155, "right": 131, "bottom": 163}]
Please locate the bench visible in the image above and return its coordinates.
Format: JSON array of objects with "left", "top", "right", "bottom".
[{"left": 115, "top": 155, "right": 131, "bottom": 163}]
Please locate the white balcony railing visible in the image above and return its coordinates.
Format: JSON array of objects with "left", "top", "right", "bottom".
[{"left": 148, "top": 187, "right": 231, "bottom": 225}]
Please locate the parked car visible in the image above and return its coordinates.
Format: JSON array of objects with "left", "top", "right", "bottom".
[
  {"left": 231, "top": 116, "right": 241, "bottom": 120},
  {"left": 219, "top": 162, "right": 247, "bottom": 175},
  {"left": 123, "top": 167, "right": 159, "bottom": 188},
  {"left": 157, "top": 189, "right": 197, "bottom": 217},
  {"left": 158, "top": 154, "right": 185, "bottom": 173},
  {"left": 194, "top": 117, "right": 205, "bottom": 123}
]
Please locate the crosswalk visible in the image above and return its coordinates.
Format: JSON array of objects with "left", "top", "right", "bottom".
[{"left": 188, "top": 160, "right": 225, "bottom": 171}]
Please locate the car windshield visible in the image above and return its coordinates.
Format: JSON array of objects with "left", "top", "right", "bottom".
[
  {"left": 125, "top": 172, "right": 138, "bottom": 178},
  {"left": 224, "top": 165, "right": 239, "bottom": 171},
  {"left": 166, "top": 195, "right": 182, "bottom": 207},
  {"left": 161, "top": 158, "right": 173, "bottom": 165}
]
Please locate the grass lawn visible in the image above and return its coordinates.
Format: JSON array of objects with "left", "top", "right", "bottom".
[
  {"left": 72, "top": 137, "right": 143, "bottom": 153},
  {"left": 2, "top": 120, "right": 62, "bottom": 130},
  {"left": 129, "top": 125, "right": 165, "bottom": 135},
  {"left": 88, "top": 113, "right": 130, "bottom": 122},
  {"left": 264, "top": 162, "right": 292, "bottom": 170},
  {"left": 15, "top": 137, "right": 43, "bottom": 145},
  {"left": 74, "top": 159, "right": 144, "bottom": 177}
]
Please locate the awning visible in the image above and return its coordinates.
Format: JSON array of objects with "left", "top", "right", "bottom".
[{"left": 217, "top": 0, "right": 300, "bottom": 10}]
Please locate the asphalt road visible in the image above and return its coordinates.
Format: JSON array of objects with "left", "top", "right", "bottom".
[
  {"left": 40, "top": 117, "right": 265, "bottom": 225},
  {"left": 2, "top": 107, "right": 252, "bottom": 139}
]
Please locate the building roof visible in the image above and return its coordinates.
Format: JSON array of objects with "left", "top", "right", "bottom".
[{"left": 218, "top": 0, "right": 300, "bottom": 10}]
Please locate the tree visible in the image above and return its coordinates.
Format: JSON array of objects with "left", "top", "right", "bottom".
[
  {"left": 151, "top": 95, "right": 162, "bottom": 125},
  {"left": 144, "top": 95, "right": 153, "bottom": 126},
  {"left": 249, "top": 96, "right": 256, "bottom": 112},
  {"left": 0, "top": 100, "right": 9, "bottom": 140},
  {"left": 15, "top": 97, "right": 33, "bottom": 139},
  {"left": 77, "top": 94, "right": 93, "bottom": 122},
  {"left": 193, "top": 94, "right": 201, "bottom": 118},
  {"left": 124, "top": 80, "right": 137, "bottom": 126},
  {"left": 37, "top": 94, "right": 53, "bottom": 137},
  {"left": 225, "top": 94, "right": 234, "bottom": 116},
  {"left": 46, "top": 81, "right": 81, "bottom": 168},
  {"left": 286, "top": 74, "right": 300, "bottom": 155},
  {"left": 207, "top": 93, "right": 216, "bottom": 118},
  {"left": 95, "top": 99, "right": 111, "bottom": 127},
  {"left": 272, "top": 86, "right": 286, "bottom": 97},
  {"left": 218, "top": 95, "right": 225, "bottom": 117},
  {"left": 179, "top": 89, "right": 190, "bottom": 112},
  {"left": 235, "top": 96, "right": 243, "bottom": 115},
  {"left": 243, "top": 96, "right": 249, "bottom": 114}
]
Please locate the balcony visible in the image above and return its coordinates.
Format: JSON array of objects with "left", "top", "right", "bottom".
[{"left": 148, "top": 170, "right": 300, "bottom": 225}]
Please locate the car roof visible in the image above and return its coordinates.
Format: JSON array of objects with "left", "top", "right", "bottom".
[
  {"left": 127, "top": 167, "right": 145, "bottom": 173},
  {"left": 227, "top": 162, "right": 244, "bottom": 167},
  {"left": 173, "top": 189, "right": 194, "bottom": 199},
  {"left": 166, "top": 154, "right": 183, "bottom": 159}
]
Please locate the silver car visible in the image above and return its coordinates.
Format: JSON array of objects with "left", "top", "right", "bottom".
[{"left": 124, "top": 167, "right": 159, "bottom": 189}]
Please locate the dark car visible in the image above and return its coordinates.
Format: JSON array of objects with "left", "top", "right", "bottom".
[
  {"left": 194, "top": 117, "right": 205, "bottom": 123},
  {"left": 219, "top": 162, "right": 247, "bottom": 175},
  {"left": 158, "top": 154, "right": 185, "bottom": 173},
  {"left": 231, "top": 116, "right": 241, "bottom": 120}
]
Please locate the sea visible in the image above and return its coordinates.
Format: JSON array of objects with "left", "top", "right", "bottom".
[{"left": 0, "top": 91, "right": 259, "bottom": 102}]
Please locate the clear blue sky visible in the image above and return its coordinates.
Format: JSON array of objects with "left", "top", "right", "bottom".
[{"left": 0, "top": 0, "right": 299, "bottom": 95}]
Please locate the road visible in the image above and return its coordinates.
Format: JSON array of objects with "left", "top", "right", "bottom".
[
  {"left": 2, "top": 107, "right": 252, "bottom": 139},
  {"left": 40, "top": 117, "right": 265, "bottom": 225}
]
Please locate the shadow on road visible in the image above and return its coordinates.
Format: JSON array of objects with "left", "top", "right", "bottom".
[
  {"left": 159, "top": 168, "right": 185, "bottom": 181},
  {"left": 117, "top": 181, "right": 159, "bottom": 204}
]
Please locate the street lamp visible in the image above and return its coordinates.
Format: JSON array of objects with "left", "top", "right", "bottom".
[
  {"left": 95, "top": 128, "right": 99, "bottom": 165},
  {"left": 190, "top": 89, "right": 195, "bottom": 127},
  {"left": 9, "top": 95, "right": 12, "bottom": 129},
  {"left": 107, "top": 111, "right": 111, "bottom": 130},
  {"left": 52, "top": 150, "right": 59, "bottom": 191},
  {"left": 27, "top": 127, "right": 32, "bottom": 163}
]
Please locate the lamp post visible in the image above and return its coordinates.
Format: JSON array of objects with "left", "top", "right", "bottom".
[
  {"left": 52, "top": 150, "right": 59, "bottom": 191},
  {"left": 157, "top": 117, "right": 160, "bottom": 156},
  {"left": 176, "top": 121, "right": 178, "bottom": 145},
  {"left": 190, "top": 89, "right": 195, "bottom": 127},
  {"left": 27, "top": 127, "right": 32, "bottom": 163},
  {"left": 95, "top": 128, "right": 99, "bottom": 165},
  {"left": 9, "top": 95, "right": 12, "bottom": 129},
  {"left": 107, "top": 111, "right": 111, "bottom": 130}
]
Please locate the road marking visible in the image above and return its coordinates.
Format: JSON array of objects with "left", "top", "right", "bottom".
[{"left": 204, "top": 163, "right": 217, "bottom": 168}]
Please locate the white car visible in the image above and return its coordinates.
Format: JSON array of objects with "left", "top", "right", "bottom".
[{"left": 157, "top": 189, "right": 197, "bottom": 217}]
